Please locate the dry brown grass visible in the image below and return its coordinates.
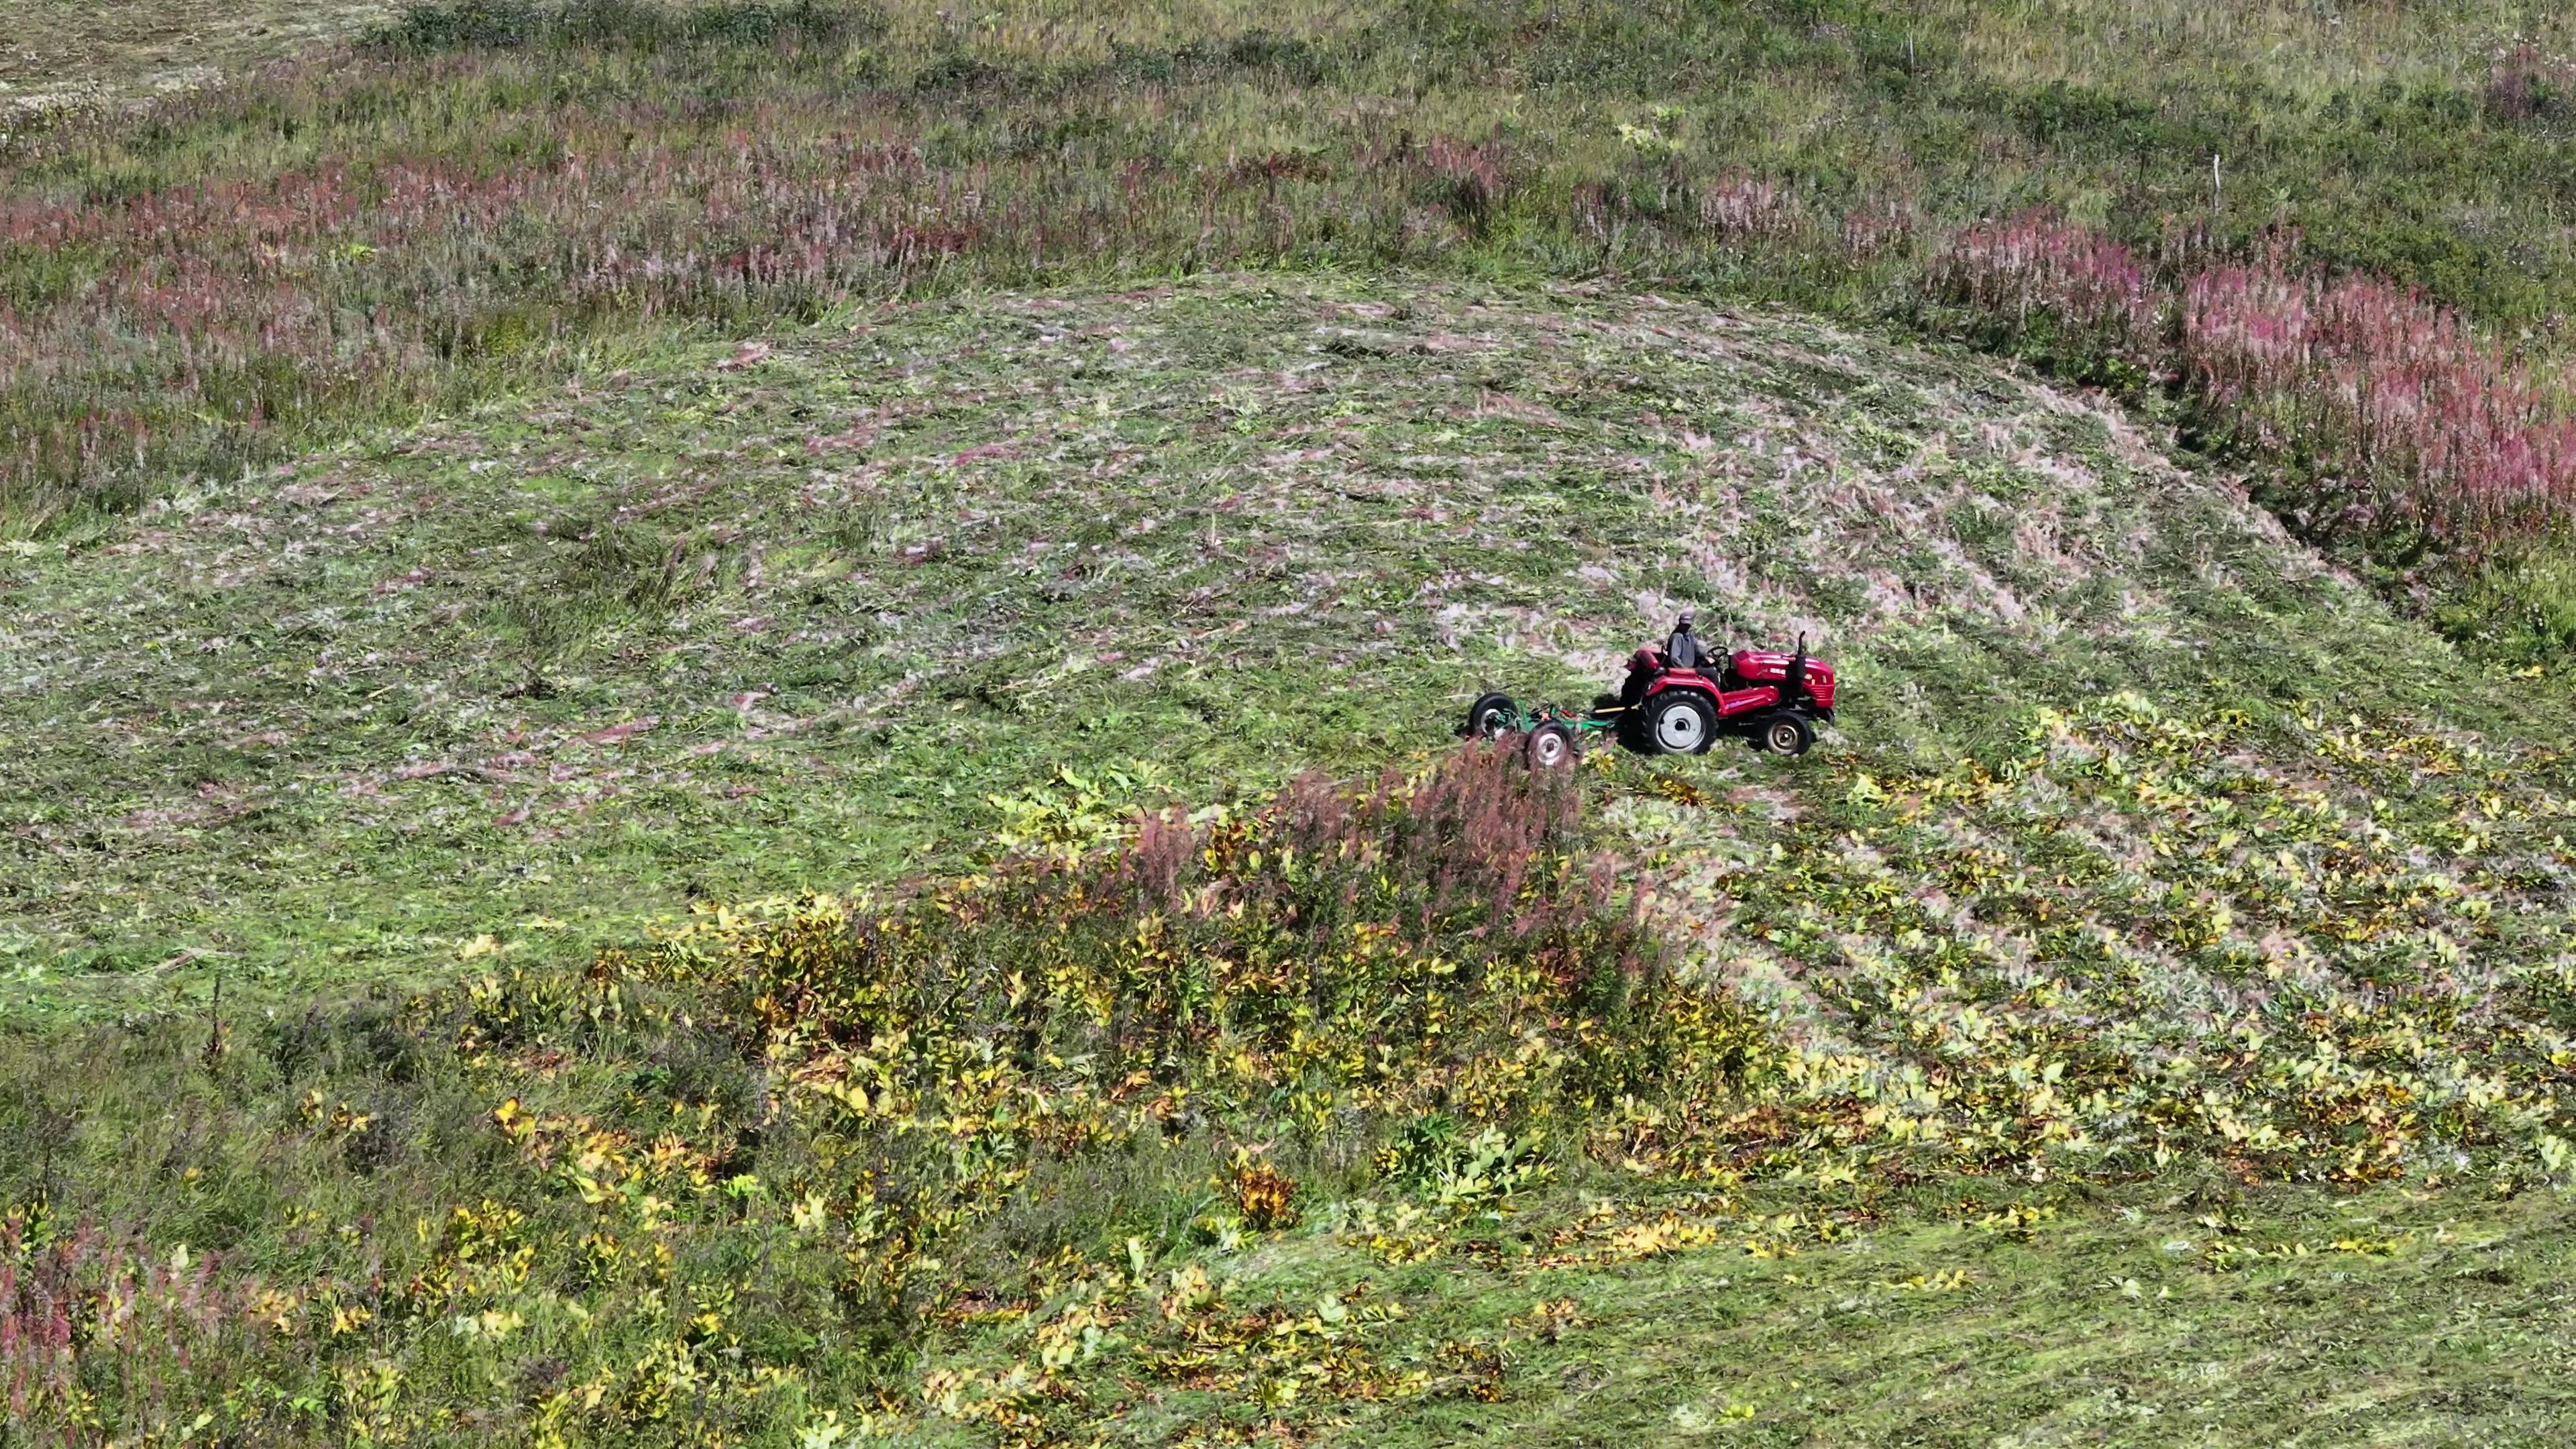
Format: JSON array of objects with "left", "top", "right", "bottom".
[{"left": 0, "top": 0, "right": 391, "bottom": 99}]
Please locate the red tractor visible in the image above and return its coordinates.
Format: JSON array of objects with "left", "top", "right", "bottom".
[{"left": 1463, "top": 633, "right": 1835, "bottom": 763}]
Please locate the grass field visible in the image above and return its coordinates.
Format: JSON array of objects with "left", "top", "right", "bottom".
[
  {"left": 9, "top": 2, "right": 2576, "bottom": 1445},
  {"left": 6, "top": 275, "right": 2498, "bottom": 1018},
  {"left": 11, "top": 0, "right": 2576, "bottom": 606},
  {"left": 11, "top": 276, "right": 2576, "bottom": 1445},
  {"left": 0, "top": 0, "right": 389, "bottom": 128}
]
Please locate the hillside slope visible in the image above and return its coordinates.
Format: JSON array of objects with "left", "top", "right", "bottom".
[
  {"left": 0, "top": 274, "right": 2496, "bottom": 1016},
  {"left": 7, "top": 278, "right": 2576, "bottom": 1446}
]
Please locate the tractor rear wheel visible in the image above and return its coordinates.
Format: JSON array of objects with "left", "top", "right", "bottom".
[
  {"left": 1646, "top": 692, "right": 1715, "bottom": 755},
  {"left": 1755, "top": 712, "right": 1815, "bottom": 757},
  {"left": 1523, "top": 722, "right": 1577, "bottom": 771},
  {"left": 1464, "top": 692, "right": 1518, "bottom": 740}
]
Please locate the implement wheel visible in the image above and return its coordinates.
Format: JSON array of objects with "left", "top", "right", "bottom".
[
  {"left": 1464, "top": 692, "right": 1518, "bottom": 740},
  {"left": 1523, "top": 722, "right": 1577, "bottom": 771}
]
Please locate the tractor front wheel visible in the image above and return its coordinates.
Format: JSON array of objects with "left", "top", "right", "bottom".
[
  {"left": 1754, "top": 712, "right": 1815, "bottom": 757},
  {"left": 1646, "top": 692, "right": 1715, "bottom": 755},
  {"left": 1464, "top": 692, "right": 1518, "bottom": 740}
]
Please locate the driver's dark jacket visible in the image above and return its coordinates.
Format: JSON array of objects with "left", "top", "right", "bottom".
[{"left": 1664, "top": 631, "right": 1707, "bottom": 671}]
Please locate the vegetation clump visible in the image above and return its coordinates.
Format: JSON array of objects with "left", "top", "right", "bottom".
[
  {"left": 11, "top": 697, "right": 2576, "bottom": 1441},
  {"left": 0, "top": 745, "right": 1771, "bottom": 1442}
]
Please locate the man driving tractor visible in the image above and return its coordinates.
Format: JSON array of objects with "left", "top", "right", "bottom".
[
  {"left": 1663, "top": 610, "right": 1709, "bottom": 672},
  {"left": 1621, "top": 610, "right": 1706, "bottom": 708}
]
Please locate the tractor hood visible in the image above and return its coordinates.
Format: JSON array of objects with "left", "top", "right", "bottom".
[{"left": 1731, "top": 649, "right": 1836, "bottom": 709}]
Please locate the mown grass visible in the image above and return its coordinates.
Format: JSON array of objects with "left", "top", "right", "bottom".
[
  {"left": 0, "top": 277, "right": 2490, "bottom": 1020},
  {"left": 6, "top": 270, "right": 2576, "bottom": 1445},
  {"left": 0, "top": 0, "right": 390, "bottom": 103}
]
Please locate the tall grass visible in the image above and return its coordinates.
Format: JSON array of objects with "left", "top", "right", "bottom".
[
  {"left": 8, "top": 0, "right": 2576, "bottom": 560},
  {"left": 1932, "top": 215, "right": 2576, "bottom": 547},
  {"left": 0, "top": 4, "right": 1519, "bottom": 521},
  {"left": 12, "top": 700, "right": 2576, "bottom": 1438},
  {"left": 0, "top": 745, "right": 1767, "bottom": 1442},
  {"left": 2180, "top": 261, "right": 2576, "bottom": 545}
]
